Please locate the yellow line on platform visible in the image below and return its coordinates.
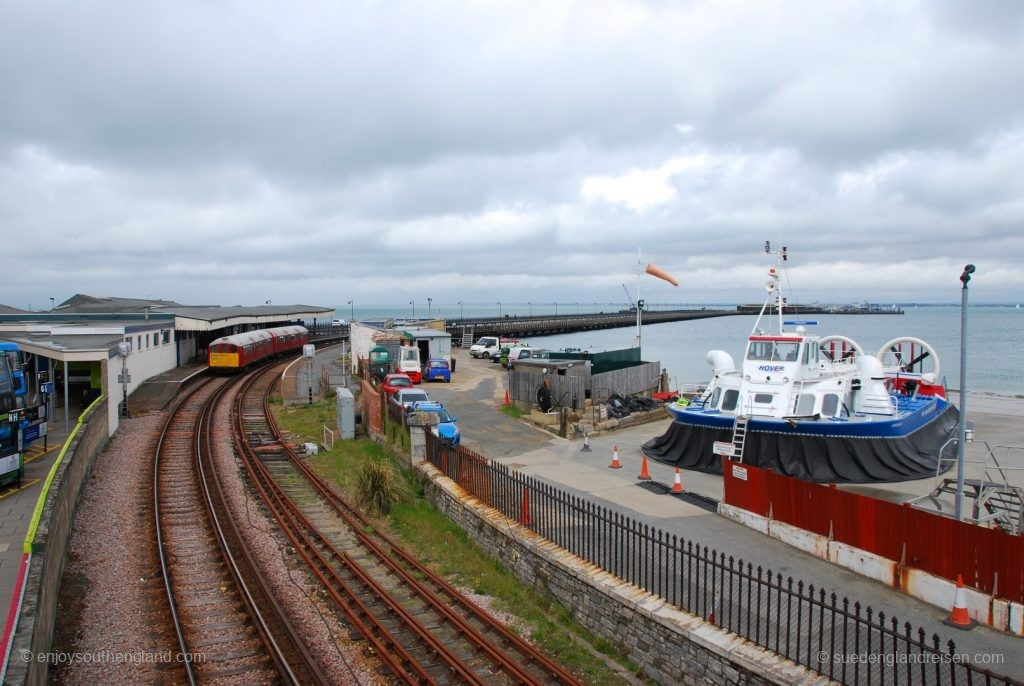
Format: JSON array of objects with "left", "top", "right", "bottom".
[
  {"left": 0, "top": 479, "right": 41, "bottom": 500},
  {"left": 24, "top": 445, "right": 59, "bottom": 465}
]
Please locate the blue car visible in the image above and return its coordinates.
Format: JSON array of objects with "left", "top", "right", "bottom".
[
  {"left": 409, "top": 401, "right": 460, "bottom": 445},
  {"left": 424, "top": 357, "right": 451, "bottom": 383}
]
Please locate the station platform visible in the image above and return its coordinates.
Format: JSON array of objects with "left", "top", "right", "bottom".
[
  {"left": 127, "top": 362, "right": 208, "bottom": 414},
  {"left": 0, "top": 406, "right": 77, "bottom": 637}
]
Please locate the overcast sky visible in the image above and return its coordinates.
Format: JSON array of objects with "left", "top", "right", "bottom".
[{"left": 3, "top": 0, "right": 1023, "bottom": 310}]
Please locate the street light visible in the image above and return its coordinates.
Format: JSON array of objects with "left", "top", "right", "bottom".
[
  {"left": 117, "top": 341, "right": 130, "bottom": 418},
  {"left": 265, "top": 299, "right": 271, "bottom": 306},
  {"left": 458, "top": 301, "right": 463, "bottom": 320},
  {"left": 49, "top": 297, "right": 55, "bottom": 311},
  {"left": 554, "top": 301, "right": 558, "bottom": 316},
  {"left": 955, "top": 264, "right": 976, "bottom": 521},
  {"left": 427, "top": 297, "right": 433, "bottom": 318},
  {"left": 410, "top": 300, "right": 415, "bottom": 318},
  {"left": 528, "top": 301, "right": 532, "bottom": 317},
  {"left": 347, "top": 300, "right": 354, "bottom": 322},
  {"left": 498, "top": 301, "right": 502, "bottom": 318}
]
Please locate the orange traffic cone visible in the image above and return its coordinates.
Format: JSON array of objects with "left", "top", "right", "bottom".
[
  {"left": 504, "top": 389, "right": 510, "bottom": 406},
  {"left": 944, "top": 575, "right": 976, "bottom": 629},
  {"left": 638, "top": 454, "right": 652, "bottom": 480},
  {"left": 672, "top": 468, "right": 683, "bottom": 493},
  {"left": 609, "top": 445, "right": 622, "bottom": 469},
  {"left": 519, "top": 487, "right": 532, "bottom": 526}
]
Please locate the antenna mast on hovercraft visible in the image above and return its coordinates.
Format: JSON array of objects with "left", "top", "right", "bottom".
[{"left": 753, "top": 241, "right": 788, "bottom": 335}]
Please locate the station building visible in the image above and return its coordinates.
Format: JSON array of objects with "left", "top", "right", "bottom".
[{"left": 0, "top": 295, "right": 334, "bottom": 436}]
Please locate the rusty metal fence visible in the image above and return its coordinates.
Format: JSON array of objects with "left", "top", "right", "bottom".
[{"left": 424, "top": 433, "right": 1021, "bottom": 686}]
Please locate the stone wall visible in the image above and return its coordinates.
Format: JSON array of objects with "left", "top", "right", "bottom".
[
  {"left": 6, "top": 398, "right": 110, "bottom": 686},
  {"left": 417, "top": 461, "right": 824, "bottom": 685}
]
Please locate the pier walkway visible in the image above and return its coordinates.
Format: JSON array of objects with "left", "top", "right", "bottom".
[{"left": 447, "top": 308, "right": 735, "bottom": 340}]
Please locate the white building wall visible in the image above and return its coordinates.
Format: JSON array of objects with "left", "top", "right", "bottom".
[{"left": 106, "top": 326, "right": 178, "bottom": 433}]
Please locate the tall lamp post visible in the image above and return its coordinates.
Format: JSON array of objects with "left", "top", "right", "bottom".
[
  {"left": 410, "top": 300, "right": 415, "bottom": 318},
  {"left": 347, "top": 300, "right": 354, "bottom": 322},
  {"left": 497, "top": 301, "right": 502, "bottom": 318},
  {"left": 49, "top": 297, "right": 55, "bottom": 311},
  {"left": 117, "top": 341, "right": 130, "bottom": 418},
  {"left": 458, "top": 301, "right": 463, "bottom": 320},
  {"left": 955, "top": 264, "right": 975, "bottom": 521},
  {"left": 427, "top": 297, "right": 433, "bottom": 318},
  {"left": 528, "top": 301, "right": 532, "bottom": 317}
]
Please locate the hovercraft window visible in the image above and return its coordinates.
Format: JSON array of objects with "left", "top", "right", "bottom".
[
  {"left": 773, "top": 342, "right": 799, "bottom": 361},
  {"left": 754, "top": 393, "right": 773, "bottom": 404},
  {"left": 796, "top": 393, "right": 815, "bottom": 414},
  {"left": 822, "top": 393, "right": 840, "bottom": 416},
  {"left": 722, "top": 389, "right": 739, "bottom": 411},
  {"left": 709, "top": 387, "right": 721, "bottom": 408},
  {"left": 747, "top": 341, "right": 773, "bottom": 360}
]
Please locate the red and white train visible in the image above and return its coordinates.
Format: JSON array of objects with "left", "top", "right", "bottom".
[{"left": 207, "top": 325, "right": 309, "bottom": 372}]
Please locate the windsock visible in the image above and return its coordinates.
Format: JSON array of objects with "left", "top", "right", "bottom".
[{"left": 645, "top": 262, "right": 679, "bottom": 287}]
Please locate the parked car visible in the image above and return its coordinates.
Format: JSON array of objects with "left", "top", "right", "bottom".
[
  {"left": 508, "top": 348, "right": 548, "bottom": 370},
  {"left": 381, "top": 373, "right": 414, "bottom": 399},
  {"left": 499, "top": 345, "right": 519, "bottom": 367},
  {"left": 504, "top": 345, "right": 532, "bottom": 368},
  {"left": 409, "top": 401, "right": 460, "bottom": 445},
  {"left": 390, "top": 388, "right": 430, "bottom": 411},
  {"left": 490, "top": 347, "right": 506, "bottom": 363},
  {"left": 424, "top": 357, "right": 451, "bottom": 383}
]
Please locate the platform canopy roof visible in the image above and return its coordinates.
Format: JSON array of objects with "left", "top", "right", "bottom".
[{"left": 15, "top": 294, "right": 336, "bottom": 333}]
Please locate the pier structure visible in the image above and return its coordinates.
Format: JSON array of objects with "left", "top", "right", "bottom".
[{"left": 446, "top": 308, "right": 735, "bottom": 341}]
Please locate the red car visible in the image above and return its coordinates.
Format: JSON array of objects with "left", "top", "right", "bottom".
[{"left": 381, "top": 373, "right": 414, "bottom": 399}]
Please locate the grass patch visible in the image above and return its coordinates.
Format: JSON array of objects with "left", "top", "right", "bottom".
[
  {"left": 500, "top": 405, "right": 527, "bottom": 419},
  {"left": 354, "top": 460, "right": 410, "bottom": 516},
  {"left": 272, "top": 401, "right": 638, "bottom": 684}
]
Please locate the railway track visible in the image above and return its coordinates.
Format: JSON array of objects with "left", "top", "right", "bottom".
[
  {"left": 233, "top": 364, "right": 583, "bottom": 685},
  {"left": 154, "top": 373, "right": 327, "bottom": 685}
]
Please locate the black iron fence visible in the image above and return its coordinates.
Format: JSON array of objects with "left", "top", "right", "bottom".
[{"left": 424, "top": 433, "right": 1021, "bottom": 686}]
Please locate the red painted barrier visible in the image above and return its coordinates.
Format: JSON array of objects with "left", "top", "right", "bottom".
[{"left": 722, "top": 457, "right": 1024, "bottom": 603}]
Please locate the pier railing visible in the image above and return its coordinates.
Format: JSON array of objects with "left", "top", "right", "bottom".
[{"left": 424, "top": 433, "right": 1020, "bottom": 686}]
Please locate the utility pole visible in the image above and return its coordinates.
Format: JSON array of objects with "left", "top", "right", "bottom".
[
  {"left": 303, "top": 344, "right": 315, "bottom": 405},
  {"left": 955, "top": 264, "right": 975, "bottom": 521}
]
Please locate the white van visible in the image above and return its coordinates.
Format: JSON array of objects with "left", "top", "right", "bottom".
[{"left": 469, "top": 336, "right": 500, "bottom": 358}]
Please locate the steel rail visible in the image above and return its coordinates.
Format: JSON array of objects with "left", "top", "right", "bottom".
[
  {"left": 237, "top": 375, "right": 487, "bottom": 683},
  {"left": 195, "top": 371, "right": 328, "bottom": 686},
  {"left": 153, "top": 377, "right": 211, "bottom": 686},
  {"left": 247, "top": 363, "right": 581, "bottom": 684},
  {"left": 231, "top": 368, "right": 439, "bottom": 684},
  {"left": 274, "top": 425, "right": 581, "bottom": 685}
]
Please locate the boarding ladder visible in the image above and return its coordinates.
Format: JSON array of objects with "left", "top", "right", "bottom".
[
  {"left": 460, "top": 328, "right": 474, "bottom": 348},
  {"left": 732, "top": 415, "right": 750, "bottom": 463},
  {"left": 910, "top": 442, "right": 1024, "bottom": 536}
]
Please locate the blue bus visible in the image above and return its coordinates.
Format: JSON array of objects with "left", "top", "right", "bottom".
[{"left": 0, "top": 343, "right": 23, "bottom": 486}]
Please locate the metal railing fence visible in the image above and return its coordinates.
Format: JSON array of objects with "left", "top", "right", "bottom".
[{"left": 424, "top": 433, "right": 1021, "bottom": 686}]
